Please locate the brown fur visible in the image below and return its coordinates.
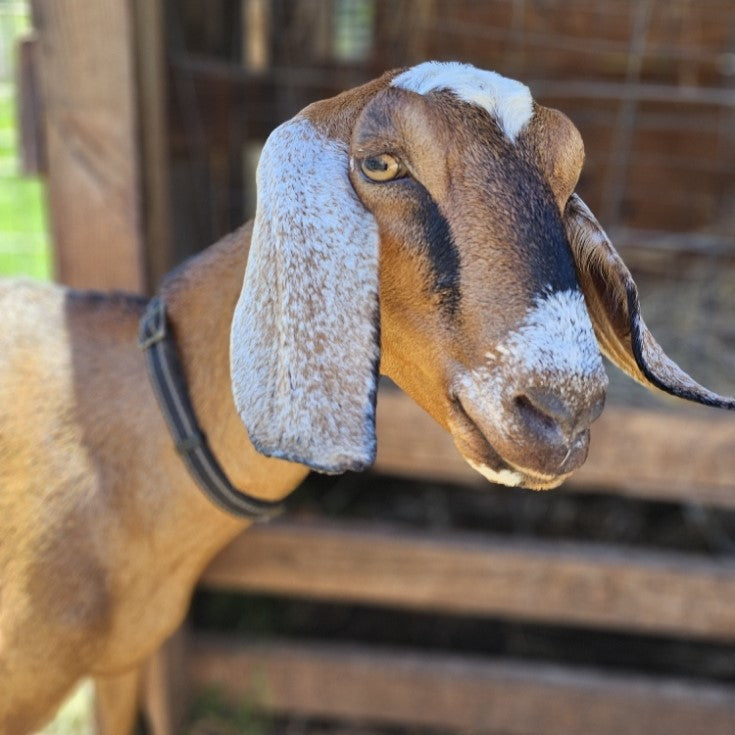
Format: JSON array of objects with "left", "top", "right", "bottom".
[
  {"left": 0, "top": 232, "right": 300, "bottom": 733},
  {"left": 343, "top": 85, "right": 608, "bottom": 486}
]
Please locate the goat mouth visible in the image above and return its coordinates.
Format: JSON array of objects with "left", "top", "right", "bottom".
[{"left": 448, "top": 397, "right": 570, "bottom": 491}]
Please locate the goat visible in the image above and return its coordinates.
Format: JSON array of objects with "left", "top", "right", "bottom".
[{"left": 1, "top": 61, "right": 733, "bottom": 734}]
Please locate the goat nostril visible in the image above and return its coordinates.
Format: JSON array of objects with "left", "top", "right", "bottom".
[
  {"left": 514, "top": 387, "right": 591, "bottom": 439},
  {"left": 514, "top": 392, "right": 563, "bottom": 435},
  {"left": 514, "top": 386, "right": 606, "bottom": 442}
]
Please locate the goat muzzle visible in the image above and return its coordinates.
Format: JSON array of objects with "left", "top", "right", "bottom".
[{"left": 449, "top": 372, "right": 607, "bottom": 489}]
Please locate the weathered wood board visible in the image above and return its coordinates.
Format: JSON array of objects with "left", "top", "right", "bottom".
[{"left": 188, "top": 638, "right": 735, "bottom": 735}]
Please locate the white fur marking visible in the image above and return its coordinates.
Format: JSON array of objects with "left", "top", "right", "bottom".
[
  {"left": 490, "top": 289, "right": 603, "bottom": 380},
  {"left": 391, "top": 61, "right": 534, "bottom": 141},
  {"left": 457, "top": 289, "right": 606, "bottom": 438},
  {"left": 467, "top": 459, "right": 523, "bottom": 487}
]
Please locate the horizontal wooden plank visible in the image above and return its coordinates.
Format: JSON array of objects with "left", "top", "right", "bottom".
[
  {"left": 374, "top": 387, "right": 735, "bottom": 507},
  {"left": 201, "top": 520, "right": 735, "bottom": 640},
  {"left": 188, "top": 638, "right": 735, "bottom": 735}
]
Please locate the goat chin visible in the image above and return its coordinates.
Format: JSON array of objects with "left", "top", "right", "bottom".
[{"left": 458, "top": 434, "right": 574, "bottom": 492}]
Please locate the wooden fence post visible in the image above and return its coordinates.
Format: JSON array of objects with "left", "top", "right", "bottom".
[{"left": 30, "top": 0, "right": 146, "bottom": 291}]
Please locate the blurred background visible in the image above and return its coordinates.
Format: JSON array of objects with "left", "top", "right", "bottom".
[
  {"left": 2, "top": 1, "right": 735, "bottom": 733},
  {"left": 0, "top": 0, "right": 48, "bottom": 278}
]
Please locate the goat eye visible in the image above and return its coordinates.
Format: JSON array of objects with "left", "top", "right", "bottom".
[{"left": 360, "top": 154, "right": 403, "bottom": 182}]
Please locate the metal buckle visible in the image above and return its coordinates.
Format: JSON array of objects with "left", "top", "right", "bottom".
[{"left": 138, "top": 297, "right": 167, "bottom": 350}]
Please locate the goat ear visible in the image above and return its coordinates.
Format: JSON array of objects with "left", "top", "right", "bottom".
[
  {"left": 230, "top": 116, "right": 381, "bottom": 473},
  {"left": 564, "top": 194, "right": 734, "bottom": 410}
]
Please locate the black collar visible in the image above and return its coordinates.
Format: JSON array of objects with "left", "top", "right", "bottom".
[{"left": 138, "top": 297, "right": 284, "bottom": 521}]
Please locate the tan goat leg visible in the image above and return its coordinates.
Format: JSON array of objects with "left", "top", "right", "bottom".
[
  {"left": 94, "top": 668, "right": 141, "bottom": 735},
  {"left": 0, "top": 659, "right": 80, "bottom": 735},
  {"left": 0, "top": 603, "right": 91, "bottom": 733}
]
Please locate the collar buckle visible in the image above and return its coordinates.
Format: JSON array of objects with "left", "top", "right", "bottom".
[{"left": 138, "top": 297, "right": 167, "bottom": 350}]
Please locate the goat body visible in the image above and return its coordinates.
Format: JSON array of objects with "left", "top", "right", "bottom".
[
  {"left": 0, "top": 231, "right": 307, "bottom": 733},
  {"left": 1, "top": 62, "right": 732, "bottom": 734}
]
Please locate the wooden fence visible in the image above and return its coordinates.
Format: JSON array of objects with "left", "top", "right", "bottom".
[{"left": 141, "top": 385, "right": 735, "bottom": 735}]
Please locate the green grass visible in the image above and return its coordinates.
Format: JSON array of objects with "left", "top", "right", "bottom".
[{"left": 0, "top": 58, "right": 52, "bottom": 280}]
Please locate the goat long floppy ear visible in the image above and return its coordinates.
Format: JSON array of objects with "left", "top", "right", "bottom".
[
  {"left": 230, "top": 115, "right": 381, "bottom": 473},
  {"left": 564, "top": 194, "right": 734, "bottom": 410}
]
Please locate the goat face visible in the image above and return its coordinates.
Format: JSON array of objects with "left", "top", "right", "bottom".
[
  {"left": 231, "top": 62, "right": 734, "bottom": 488},
  {"left": 350, "top": 82, "right": 606, "bottom": 489}
]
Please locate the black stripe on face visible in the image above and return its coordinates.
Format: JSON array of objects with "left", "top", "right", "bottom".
[
  {"left": 416, "top": 195, "right": 461, "bottom": 317},
  {"left": 505, "top": 157, "right": 580, "bottom": 295}
]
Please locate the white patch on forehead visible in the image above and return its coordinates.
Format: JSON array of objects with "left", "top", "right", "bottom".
[
  {"left": 391, "top": 61, "right": 534, "bottom": 142},
  {"left": 467, "top": 459, "right": 523, "bottom": 487}
]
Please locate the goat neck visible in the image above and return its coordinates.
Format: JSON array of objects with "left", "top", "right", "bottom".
[{"left": 159, "top": 224, "right": 311, "bottom": 507}]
